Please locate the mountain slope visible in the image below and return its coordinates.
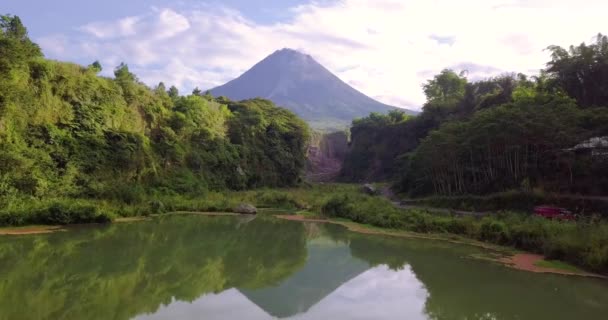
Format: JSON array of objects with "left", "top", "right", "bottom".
[{"left": 210, "top": 49, "right": 416, "bottom": 126}]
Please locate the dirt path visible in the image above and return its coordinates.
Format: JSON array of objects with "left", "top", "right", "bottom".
[{"left": 276, "top": 214, "right": 604, "bottom": 278}]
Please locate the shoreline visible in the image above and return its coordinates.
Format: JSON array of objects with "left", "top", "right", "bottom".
[
  {"left": 276, "top": 214, "right": 606, "bottom": 279},
  {"left": 0, "top": 211, "right": 241, "bottom": 235},
  {"left": 0, "top": 225, "right": 68, "bottom": 235}
]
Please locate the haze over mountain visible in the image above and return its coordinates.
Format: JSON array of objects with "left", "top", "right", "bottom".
[{"left": 210, "top": 49, "right": 416, "bottom": 127}]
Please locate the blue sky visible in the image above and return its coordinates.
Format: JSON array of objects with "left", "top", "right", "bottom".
[
  {"left": 3, "top": 0, "right": 606, "bottom": 109},
  {"left": 4, "top": 0, "right": 311, "bottom": 36}
]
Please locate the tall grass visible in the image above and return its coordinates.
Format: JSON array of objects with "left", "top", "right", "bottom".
[{"left": 405, "top": 190, "right": 608, "bottom": 217}]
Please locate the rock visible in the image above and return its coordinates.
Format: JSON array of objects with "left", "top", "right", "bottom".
[
  {"left": 362, "top": 184, "right": 377, "bottom": 195},
  {"left": 233, "top": 203, "right": 257, "bottom": 214}
]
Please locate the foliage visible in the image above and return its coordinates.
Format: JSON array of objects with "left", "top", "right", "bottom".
[
  {"left": 342, "top": 34, "right": 608, "bottom": 201},
  {"left": 546, "top": 33, "right": 608, "bottom": 108},
  {"left": 340, "top": 110, "right": 415, "bottom": 181},
  {"left": 423, "top": 69, "right": 467, "bottom": 104},
  {"left": 0, "top": 16, "right": 310, "bottom": 225}
]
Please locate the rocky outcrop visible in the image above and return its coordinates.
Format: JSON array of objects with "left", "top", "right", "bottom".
[
  {"left": 233, "top": 203, "right": 257, "bottom": 214},
  {"left": 306, "top": 131, "right": 349, "bottom": 182},
  {"left": 362, "top": 184, "right": 377, "bottom": 195}
]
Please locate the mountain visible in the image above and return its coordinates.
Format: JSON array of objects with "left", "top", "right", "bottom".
[
  {"left": 210, "top": 48, "right": 416, "bottom": 127},
  {"left": 239, "top": 238, "right": 370, "bottom": 318}
]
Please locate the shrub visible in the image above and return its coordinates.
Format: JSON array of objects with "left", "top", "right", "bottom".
[
  {"left": 36, "top": 201, "right": 112, "bottom": 225},
  {"left": 479, "top": 219, "right": 510, "bottom": 244}
]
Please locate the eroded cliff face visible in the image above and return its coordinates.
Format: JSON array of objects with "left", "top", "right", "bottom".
[{"left": 306, "top": 131, "right": 349, "bottom": 182}]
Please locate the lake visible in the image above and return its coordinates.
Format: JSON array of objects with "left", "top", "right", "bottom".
[{"left": 1, "top": 215, "right": 607, "bottom": 320}]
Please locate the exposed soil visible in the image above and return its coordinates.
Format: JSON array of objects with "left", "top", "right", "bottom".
[
  {"left": 0, "top": 226, "right": 66, "bottom": 235},
  {"left": 500, "top": 254, "right": 605, "bottom": 278},
  {"left": 306, "top": 132, "right": 349, "bottom": 183},
  {"left": 115, "top": 217, "right": 152, "bottom": 223}
]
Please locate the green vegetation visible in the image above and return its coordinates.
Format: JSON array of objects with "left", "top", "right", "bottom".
[
  {"left": 342, "top": 34, "right": 608, "bottom": 206},
  {"left": 403, "top": 191, "right": 608, "bottom": 215},
  {"left": 534, "top": 259, "right": 585, "bottom": 273},
  {"left": 319, "top": 192, "right": 608, "bottom": 273},
  {"left": 0, "top": 15, "right": 309, "bottom": 225}
]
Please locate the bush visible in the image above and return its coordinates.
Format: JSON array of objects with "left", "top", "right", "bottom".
[
  {"left": 0, "top": 199, "right": 114, "bottom": 226},
  {"left": 479, "top": 219, "right": 510, "bottom": 244},
  {"left": 255, "top": 190, "right": 307, "bottom": 210},
  {"left": 36, "top": 201, "right": 112, "bottom": 225},
  {"left": 149, "top": 200, "right": 165, "bottom": 214}
]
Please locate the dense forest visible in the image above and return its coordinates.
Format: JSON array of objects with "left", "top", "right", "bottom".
[
  {"left": 0, "top": 15, "right": 309, "bottom": 224},
  {"left": 343, "top": 34, "right": 608, "bottom": 198}
]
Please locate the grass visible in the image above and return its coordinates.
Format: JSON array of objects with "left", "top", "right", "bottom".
[{"left": 534, "top": 259, "right": 586, "bottom": 273}]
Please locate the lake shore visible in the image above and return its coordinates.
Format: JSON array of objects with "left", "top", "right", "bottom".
[
  {"left": 0, "top": 211, "right": 241, "bottom": 235},
  {"left": 276, "top": 214, "right": 606, "bottom": 279},
  {"left": 0, "top": 225, "right": 67, "bottom": 235}
]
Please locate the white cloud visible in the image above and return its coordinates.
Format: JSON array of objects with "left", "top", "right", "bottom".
[
  {"left": 81, "top": 16, "right": 141, "bottom": 39},
  {"left": 38, "top": 1, "right": 608, "bottom": 110}
]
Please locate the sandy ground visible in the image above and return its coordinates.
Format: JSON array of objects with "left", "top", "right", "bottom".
[
  {"left": 0, "top": 226, "right": 66, "bottom": 235},
  {"left": 500, "top": 254, "right": 605, "bottom": 278}
]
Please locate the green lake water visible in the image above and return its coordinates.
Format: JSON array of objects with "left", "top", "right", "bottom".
[{"left": 1, "top": 215, "right": 607, "bottom": 320}]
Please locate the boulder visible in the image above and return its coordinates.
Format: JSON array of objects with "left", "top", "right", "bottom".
[
  {"left": 234, "top": 203, "right": 257, "bottom": 215},
  {"left": 362, "top": 184, "right": 377, "bottom": 195}
]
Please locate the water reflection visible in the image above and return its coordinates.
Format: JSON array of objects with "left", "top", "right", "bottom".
[
  {"left": 0, "top": 215, "right": 607, "bottom": 320},
  {"left": 135, "top": 265, "right": 428, "bottom": 320}
]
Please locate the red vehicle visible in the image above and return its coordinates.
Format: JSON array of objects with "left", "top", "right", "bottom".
[{"left": 534, "top": 206, "right": 576, "bottom": 221}]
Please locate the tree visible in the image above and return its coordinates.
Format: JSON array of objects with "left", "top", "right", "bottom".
[
  {"left": 1, "top": 15, "right": 28, "bottom": 40},
  {"left": 0, "top": 15, "right": 42, "bottom": 71},
  {"left": 168, "top": 86, "right": 179, "bottom": 99},
  {"left": 422, "top": 69, "right": 467, "bottom": 104},
  {"left": 546, "top": 33, "right": 608, "bottom": 107},
  {"left": 114, "top": 63, "right": 136, "bottom": 82},
  {"left": 89, "top": 60, "right": 102, "bottom": 73}
]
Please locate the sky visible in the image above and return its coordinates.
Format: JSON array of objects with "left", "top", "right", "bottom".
[{"left": 4, "top": 0, "right": 607, "bottom": 110}]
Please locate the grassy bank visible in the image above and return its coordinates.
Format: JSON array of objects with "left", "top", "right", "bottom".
[
  {"left": 0, "top": 184, "right": 359, "bottom": 227},
  {"left": 321, "top": 192, "right": 608, "bottom": 274}
]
